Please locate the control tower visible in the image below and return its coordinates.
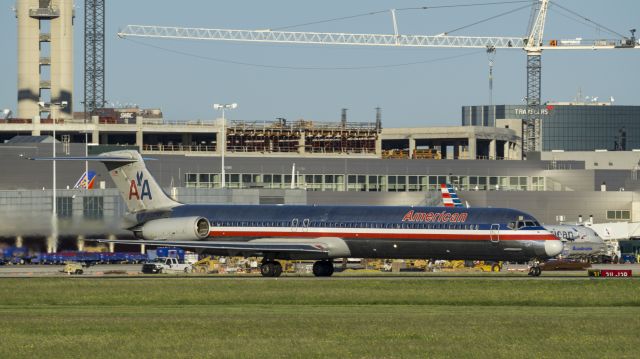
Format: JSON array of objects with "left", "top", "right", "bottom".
[{"left": 16, "top": 0, "right": 73, "bottom": 120}]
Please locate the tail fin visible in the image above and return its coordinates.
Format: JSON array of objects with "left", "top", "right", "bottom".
[
  {"left": 440, "top": 183, "right": 464, "bottom": 208},
  {"left": 31, "top": 150, "right": 179, "bottom": 212},
  {"left": 73, "top": 170, "right": 96, "bottom": 189},
  {"left": 99, "top": 150, "right": 179, "bottom": 212}
]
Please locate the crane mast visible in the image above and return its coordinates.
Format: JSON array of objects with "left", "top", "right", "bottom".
[
  {"left": 523, "top": 0, "right": 549, "bottom": 153},
  {"left": 118, "top": 1, "right": 638, "bottom": 156}
]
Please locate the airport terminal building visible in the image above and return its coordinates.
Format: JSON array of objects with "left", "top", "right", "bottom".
[
  {"left": 462, "top": 103, "right": 640, "bottom": 151},
  {"left": 2, "top": 104, "right": 640, "bottom": 251}
]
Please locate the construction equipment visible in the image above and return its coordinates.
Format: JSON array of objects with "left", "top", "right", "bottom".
[
  {"left": 61, "top": 262, "right": 84, "bottom": 275},
  {"left": 441, "top": 260, "right": 502, "bottom": 272},
  {"left": 117, "top": 0, "right": 639, "bottom": 155},
  {"left": 191, "top": 256, "right": 220, "bottom": 274}
]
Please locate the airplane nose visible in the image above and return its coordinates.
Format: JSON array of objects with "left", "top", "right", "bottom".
[{"left": 544, "top": 240, "right": 564, "bottom": 257}]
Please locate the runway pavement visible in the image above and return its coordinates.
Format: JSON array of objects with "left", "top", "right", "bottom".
[{"left": 0, "top": 263, "right": 637, "bottom": 279}]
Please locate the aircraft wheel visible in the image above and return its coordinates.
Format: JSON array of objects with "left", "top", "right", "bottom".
[
  {"left": 533, "top": 267, "right": 541, "bottom": 276},
  {"left": 491, "top": 263, "right": 501, "bottom": 272},
  {"left": 312, "top": 261, "right": 334, "bottom": 277},
  {"left": 260, "top": 262, "right": 276, "bottom": 277},
  {"left": 273, "top": 261, "right": 283, "bottom": 277}
]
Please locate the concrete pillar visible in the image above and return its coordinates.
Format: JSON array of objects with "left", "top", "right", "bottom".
[
  {"left": 504, "top": 141, "right": 511, "bottom": 160},
  {"left": 408, "top": 137, "right": 416, "bottom": 159},
  {"left": 489, "top": 139, "right": 496, "bottom": 160},
  {"left": 77, "top": 236, "right": 85, "bottom": 251},
  {"left": 140, "top": 244, "right": 146, "bottom": 255},
  {"left": 513, "top": 142, "right": 522, "bottom": 160},
  {"left": 468, "top": 136, "right": 477, "bottom": 160},
  {"left": 453, "top": 141, "right": 460, "bottom": 159},
  {"left": 50, "top": 0, "right": 74, "bottom": 119},
  {"left": 15, "top": 236, "right": 24, "bottom": 248},
  {"left": 16, "top": 0, "right": 41, "bottom": 120},
  {"left": 216, "top": 129, "right": 223, "bottom": 154},
  {"left": 298, "top": 131, "right": 306, "bottom": 154},
  {"left": 375, "top": 137, "right": 382, "bottom": 157},
  {"left": 136, "top": 115, "right": 144, "bottom": 151},
  {"left": 91, "top": 115, "right": 100, "bottom": 144},
  {"left": 32, "top": 115, "right": 41, "bottom": 136}
]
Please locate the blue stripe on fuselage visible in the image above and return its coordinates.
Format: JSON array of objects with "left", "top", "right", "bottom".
[{"left": 161, "top": 204, "right": 540, "bottom": 230}]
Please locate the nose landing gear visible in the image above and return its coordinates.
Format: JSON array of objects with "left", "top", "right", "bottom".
[{"left": 528, "top": 261, "right": 542, "bottom": 277}]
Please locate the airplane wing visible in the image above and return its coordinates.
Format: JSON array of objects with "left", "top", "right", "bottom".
[{"left": 91, "top": 237, "right": 350, "bottom": 259}]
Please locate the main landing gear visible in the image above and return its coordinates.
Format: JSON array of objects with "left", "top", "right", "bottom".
[
  {"left": 260, "top": 260, "right": 283, "bottom": 277},
  {"left": 259, "top": 259, "right": 335, "bottom": 277},
  {"left": 312, "top": 260, "right": 334, "bottom": 277}
]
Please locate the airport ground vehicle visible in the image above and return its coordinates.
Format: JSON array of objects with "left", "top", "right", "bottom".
[
  {"left": 61, "top": 262, "right": 84, "bottom": 275},
  {"left": 191, "top": 256, "right": 219, "bottom": 273},
  {"left": 142, "top": 257, "right": 192, "bottom": 274}
]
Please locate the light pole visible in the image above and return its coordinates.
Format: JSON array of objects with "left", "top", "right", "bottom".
[
  {"left": 38, "top": 100, "right": 67, "bottom": 253},
  {"left": 213, "top": 103, "right": 237, "bottom": 188}
]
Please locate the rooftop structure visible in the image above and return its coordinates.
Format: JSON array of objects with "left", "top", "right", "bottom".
[{"left": 0, "top": 111, "right": 520, "bottom": 160}]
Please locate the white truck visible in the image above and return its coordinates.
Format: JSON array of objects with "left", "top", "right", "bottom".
[{"left": 141, "top": 257, "right": 192, "bottom": 274}]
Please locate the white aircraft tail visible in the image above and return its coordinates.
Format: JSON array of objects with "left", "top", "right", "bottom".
[{"left": 98, "top": 150, "right": 179, "bottom": 213}]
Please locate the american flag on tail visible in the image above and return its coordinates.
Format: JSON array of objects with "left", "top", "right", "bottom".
[{"left": 440, "top": 183, "right": 464, "bottom": 208}]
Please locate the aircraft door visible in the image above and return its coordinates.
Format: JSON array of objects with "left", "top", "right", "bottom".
[{"left": 490, "top": 224, "right": 500, "bottom": 243}]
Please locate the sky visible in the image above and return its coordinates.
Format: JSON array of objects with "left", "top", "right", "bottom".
[{"left": 1, "top": 0, "right": 639, "bottom": 127}]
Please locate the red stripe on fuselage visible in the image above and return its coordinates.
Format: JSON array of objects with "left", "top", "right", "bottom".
[{"left": 208, "top": 230, "right": 558, "bottom": 241}]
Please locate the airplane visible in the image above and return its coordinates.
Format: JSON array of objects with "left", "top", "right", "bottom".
[
  {"left": 440, "top": 183, "right": 606, "bottom": 261},
  {"left": 34, "top": 150, "right": 563, "bottom": 277},
  {"left": 73, "top": 170, "right": 97, "bottom": 189},
  {"left": 545, "top": 225, "right": 607, "bottom": 260}
]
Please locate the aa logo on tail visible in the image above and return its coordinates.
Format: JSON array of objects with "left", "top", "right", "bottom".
[{"left": 129, "top": 171, "right": 152, "bottom": 200}]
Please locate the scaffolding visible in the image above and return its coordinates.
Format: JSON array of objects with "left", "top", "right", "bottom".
[{"left": 225, "top": 119, "right": 378, "bottom": 154}]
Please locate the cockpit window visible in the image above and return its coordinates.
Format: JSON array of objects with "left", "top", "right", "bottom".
[{"left": 515, "top": 220, "right": 541, "bottom": 229}]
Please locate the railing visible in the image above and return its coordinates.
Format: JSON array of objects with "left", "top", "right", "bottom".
[
  {"left": 142, "top": 119, "right": 217, "bottom": 126},
  {"left": 228, "top": 119, "right": 378, "bottom": 132},
  {"left": 142, "top": 144, "right": 216, "bottom": 152}
]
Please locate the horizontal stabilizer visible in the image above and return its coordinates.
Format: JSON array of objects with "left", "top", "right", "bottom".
[
  {"left": 30, "top": 156, "right": 154, "bottom": 162},
  {"left": 91, "top": 239, "right": 330, "bottom": 255}
]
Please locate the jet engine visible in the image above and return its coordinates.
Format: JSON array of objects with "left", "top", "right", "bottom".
[{"left": 135, "top": 216, "right": 210, "bottom": 241}]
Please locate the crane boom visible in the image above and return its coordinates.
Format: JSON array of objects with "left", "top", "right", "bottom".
[
  {"left": 117, "top": 2, "right": 637, "bottom": 155},
  {"left": 118, "top": 25, "right": 637, "bottom": 50},
  {"left": 118, "top": 25, "right": 526, "bottom": 49}
]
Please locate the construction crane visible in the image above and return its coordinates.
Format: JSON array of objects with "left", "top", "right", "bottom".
[{"left": 117, "top": 0, "right": 638, "bottom": 154}]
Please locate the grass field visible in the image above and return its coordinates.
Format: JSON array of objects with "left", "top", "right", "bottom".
[{"left": 0, "top": 278, "right": 638, "bottom": 358}]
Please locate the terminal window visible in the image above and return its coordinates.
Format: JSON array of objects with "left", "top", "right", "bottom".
[
  {"left": 607, "top": 210, "right": 630, "bottom": 220},
  {"left": 83, "top": 196, "right": 104, "bottom": 219},
  {"left": 56, "top": 197, "right": 73, "bottom": 218}
]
